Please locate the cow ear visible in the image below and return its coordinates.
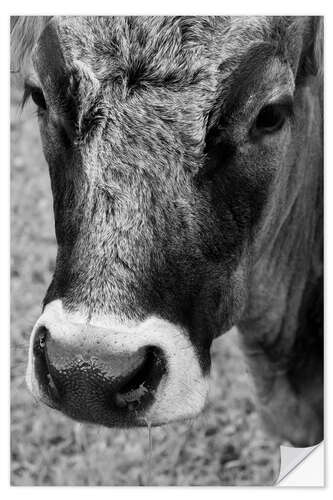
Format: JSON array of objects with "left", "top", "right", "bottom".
[
  {"left": 296, "top": 16, "right": 323, "bottom": 81},
  {"left": 10, "top": 16, "right": 52, "bottom": 73}
]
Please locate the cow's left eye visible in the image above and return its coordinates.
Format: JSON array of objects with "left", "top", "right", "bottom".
[{"left": 252, "top": 102, "right": 292, "bottom": 137}]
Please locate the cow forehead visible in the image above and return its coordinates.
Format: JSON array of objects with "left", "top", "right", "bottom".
[
  {"left": 38, "top": 16, "right": 278, "bottom": 88},
  {"left": 54, "top": 15, "right": 273, "bottom": 48},
  {"left": 33, "top": 15, "right": 293, "bottom": 137}
]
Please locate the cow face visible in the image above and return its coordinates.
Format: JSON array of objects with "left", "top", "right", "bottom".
[{"left": 15, "top": 16, "right": 317, "bottom": 428}]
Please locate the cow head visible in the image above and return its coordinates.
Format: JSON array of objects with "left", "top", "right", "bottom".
[{"left": 12, "top": 16, "right": 323, "bottom": 436}]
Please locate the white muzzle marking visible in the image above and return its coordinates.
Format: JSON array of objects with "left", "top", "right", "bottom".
[{"left": 26, "top": 300, "right": 209, "bottom": 425}]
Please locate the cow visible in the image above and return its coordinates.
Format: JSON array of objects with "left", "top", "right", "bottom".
[{"left": 11, "top": 16, "right": 323, "bottom": 447}]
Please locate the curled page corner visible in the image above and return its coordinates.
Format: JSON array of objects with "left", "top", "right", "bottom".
[{"left": 276, "top": 442, "right": 324, "bottom": 486}]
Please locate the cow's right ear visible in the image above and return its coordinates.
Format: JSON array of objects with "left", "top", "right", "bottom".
[
  {"left": 295, "top": 16, "right": 323, "bottom": 82},
  {"left": 10, "top": 16, "right": 52, "bottom": 73}
]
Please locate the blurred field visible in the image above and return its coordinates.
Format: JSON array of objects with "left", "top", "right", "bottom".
[{"left": 10, "top": 77, "right": 280, "bottom": 486}]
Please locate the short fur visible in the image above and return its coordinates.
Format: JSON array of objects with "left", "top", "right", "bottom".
[{"left": 12, "top": 16, "right": 323, "bottom": 446}]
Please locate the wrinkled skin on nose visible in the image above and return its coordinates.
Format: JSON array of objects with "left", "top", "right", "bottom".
[{"left": 35, "top": 325, "right": 164, "bottom": 426}]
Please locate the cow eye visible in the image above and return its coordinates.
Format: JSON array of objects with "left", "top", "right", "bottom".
[
  {"left": 30, "top": 87, "right": 47, "bottom": 110},
  {"left": 252, "top": 102, "right": 291, "bottom": 137},
  {"left": 23, "top": 83, "right": 47, "bottom": 111}
]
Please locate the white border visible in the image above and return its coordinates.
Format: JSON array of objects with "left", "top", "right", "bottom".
[{"left": 2, "top": 0, "right": 332, "bottom": 497}]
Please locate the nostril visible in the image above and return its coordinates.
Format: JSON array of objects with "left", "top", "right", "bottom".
[
  {"left": 114, "top": 347, "right": 166, "bottom": 410},
  {"left": 32, "top": 326, "right": 59, "bottom": 406},
  {"left": 39, "top": 328, "right": 47, "bottom": 349},
  {"left": 39, "top": 334, "right": 46, "bottom": 349},
  {"left": 34, "top": 326, "right": 49, "bottom": 354}
]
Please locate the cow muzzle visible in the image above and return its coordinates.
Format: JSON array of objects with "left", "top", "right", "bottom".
[{"left": 26, "top": 300, "right": 209, "bottom": 427}]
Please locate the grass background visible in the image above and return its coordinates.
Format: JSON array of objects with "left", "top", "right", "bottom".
[{"left": 10, "top": 77, "right": 280, "bottom": 486}]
